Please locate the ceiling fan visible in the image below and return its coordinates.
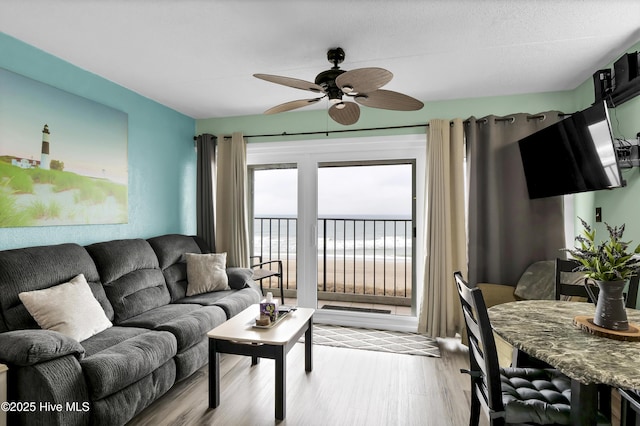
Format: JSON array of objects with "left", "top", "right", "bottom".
[{"left": 254, "top": 47, "right": 424, "bottom": 125}]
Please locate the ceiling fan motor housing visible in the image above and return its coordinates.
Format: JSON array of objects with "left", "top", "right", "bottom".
[{"left": 315, "top": 68, "right": 346, "bottom": 103}]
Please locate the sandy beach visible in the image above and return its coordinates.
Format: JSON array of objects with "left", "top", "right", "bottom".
[{"left": 258, "top": 257, "right": 412, "bottom": 298}]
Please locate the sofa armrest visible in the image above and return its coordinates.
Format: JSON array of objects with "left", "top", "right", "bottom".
[
  {"left": 477, "top": 283, "right": 517, "bottom": 308},
  {"left": 0, "top": 330, "right": 85, "bottom": 366}
]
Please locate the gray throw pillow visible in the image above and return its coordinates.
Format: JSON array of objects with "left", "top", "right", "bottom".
[
  {"left": 226, "top": 267, "right": 254, "bottom": 290},
  {"left": 513, "top": 261, "right": 556, "bottom": 300}
]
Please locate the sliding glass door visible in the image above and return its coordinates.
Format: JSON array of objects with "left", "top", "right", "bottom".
[
  {"left": 249, "top": 165, "right": 298, "bottom": 305},
  {"left": 316, "top": 162, "right": 414, "bottom": 317},
  {"left": 247, "top": 135, "right": 425, "bottom": 330}
]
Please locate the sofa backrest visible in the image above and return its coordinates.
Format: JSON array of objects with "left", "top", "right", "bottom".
[
  {"left": 0, "top": 243, "right": 114, "bottom": 332},
  {"left": 86, "top": 239, "right": 170, "bottom": 323},
  {"left": 147, "top": 234, "right": 211, "bottom": 302}
]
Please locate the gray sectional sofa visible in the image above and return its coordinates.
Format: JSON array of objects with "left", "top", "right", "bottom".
[{"left": 0, "top": 234, "right": 262, "bottom": 425}]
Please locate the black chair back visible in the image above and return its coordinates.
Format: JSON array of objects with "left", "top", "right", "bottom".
[
  {"left": 555, "top": 258, "right": 595, "bottom": 301},
  {"left": 556, "top": 258, "right": 639, "bottom": 308},
  {"left": 454, "top": 271, "right": 505, "bottom": 426}
]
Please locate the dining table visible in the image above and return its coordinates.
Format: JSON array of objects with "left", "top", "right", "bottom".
[{"left": 488, "top": 299, "right": 640, "bottom": 426}]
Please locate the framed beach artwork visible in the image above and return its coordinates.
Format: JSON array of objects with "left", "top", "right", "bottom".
[{"left": 0, "top": 67, "right": 128, "bottom": 227}]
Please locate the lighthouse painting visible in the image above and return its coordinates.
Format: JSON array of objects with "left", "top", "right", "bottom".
[{"left": 0, "top": 67, "right": 128, "bottom": 227}]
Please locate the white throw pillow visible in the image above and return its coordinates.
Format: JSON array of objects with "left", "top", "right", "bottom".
[
  {"left": 19, "top": 274, "right": 112, "bottom": 342},
  {"left": 185, "top": 252, "right": 230, "bottom": 296}
]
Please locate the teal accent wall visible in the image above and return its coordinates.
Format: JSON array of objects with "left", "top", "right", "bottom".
[{"left": 0, "top": 33, "right": 196, "bottom": 250}]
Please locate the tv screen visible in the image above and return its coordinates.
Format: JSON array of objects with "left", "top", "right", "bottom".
[{"left": 518, "top": 101, "right": 624, "bottom": 199}]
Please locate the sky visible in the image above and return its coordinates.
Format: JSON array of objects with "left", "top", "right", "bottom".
[{"left": 253, "top": 163, "right": 412, "bottom": 218}]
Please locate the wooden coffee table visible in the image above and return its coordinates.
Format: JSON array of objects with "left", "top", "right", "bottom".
[{"left": 207, "top": 305, "right": 314, "bottom": 420}]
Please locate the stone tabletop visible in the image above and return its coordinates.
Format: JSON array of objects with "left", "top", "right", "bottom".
[{"left": 488, "top": 300, "right": 640, "bottom": 389}]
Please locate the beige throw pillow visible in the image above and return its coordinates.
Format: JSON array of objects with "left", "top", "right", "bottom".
[
  {"left": 19, "top": 274, "right": 112, "bottom": 342},
  {"left": 185, "top": 252, "right": 229, "bottom": 296}
]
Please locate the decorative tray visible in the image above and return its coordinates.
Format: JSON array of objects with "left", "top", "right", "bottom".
[{"left": 251, "top": 310, "right": 291, "bottom": 329}]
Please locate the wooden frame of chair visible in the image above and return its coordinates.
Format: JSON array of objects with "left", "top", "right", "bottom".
[
  {"left": 454, "top": 271, "right": 507, "bottom": 426},
  {"left": 250, "top": 255, "right": 285, "bottom": 305}
]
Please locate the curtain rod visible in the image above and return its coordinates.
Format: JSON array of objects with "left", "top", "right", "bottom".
[{"left": 193, "top": 113, "right": 571, "bottom": 141}]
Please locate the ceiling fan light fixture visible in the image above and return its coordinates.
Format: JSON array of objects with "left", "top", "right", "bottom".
[
  {"left": 335, "top": 102, "right": 346, "bottom": 110},
  {"left": 342, "top": 85, "right": 354, "bottom": 93}
]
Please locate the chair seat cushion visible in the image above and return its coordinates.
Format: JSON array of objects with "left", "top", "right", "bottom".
[{"left": 501, "top": 367, "right": 571, "bottom": 424}]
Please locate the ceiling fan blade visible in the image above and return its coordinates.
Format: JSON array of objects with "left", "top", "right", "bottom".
[
  {"left": 328, "top": 102, "right": 360, "bottom": 125},
  {"left": 254, "top": 73, "right": 324, "bottom": 93},
  {"left": 264, "top": 97, "right": 323, "bottom": 114},
  {"left": 354, "top": 89, "right": 424, "bottom": 111},
  {"left": 335, "top": 67, "right": 393, "bottom": 94}
]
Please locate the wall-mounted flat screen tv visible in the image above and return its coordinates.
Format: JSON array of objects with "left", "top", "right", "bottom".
[{"left": 518, "top": 101, "right": 624, "bottom": 199}]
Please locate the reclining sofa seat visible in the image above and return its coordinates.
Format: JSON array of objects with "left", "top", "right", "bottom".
[
  {"left": 86, "top": 236, "right": 235, "bottom": 382},
  {"left": 0, "top": 243, "right": 177, "bottom": 426},
  {"left": 148, "top": 234, "right": 263, "bottom": 318}
]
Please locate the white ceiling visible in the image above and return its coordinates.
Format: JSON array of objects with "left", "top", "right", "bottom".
[{"left": 1, "top": 1, "right": 639, "bottom": 120}]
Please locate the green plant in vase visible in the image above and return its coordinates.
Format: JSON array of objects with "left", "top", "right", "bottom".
[{"left": 564, "top": 218, "right": 640, "bottom": 330}]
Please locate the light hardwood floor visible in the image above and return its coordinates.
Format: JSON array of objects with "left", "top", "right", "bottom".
[{"left": 127, "top": 338, "right": 477, "bottom": 426}]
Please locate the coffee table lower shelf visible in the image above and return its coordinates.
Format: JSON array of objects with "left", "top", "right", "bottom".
[{"left": 207, "top": 305, "right": 314, "bottom": 420}]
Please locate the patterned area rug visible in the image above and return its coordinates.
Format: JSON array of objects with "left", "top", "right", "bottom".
[{"left": 301, "top": 324, "right": 440, "bottom": 358}]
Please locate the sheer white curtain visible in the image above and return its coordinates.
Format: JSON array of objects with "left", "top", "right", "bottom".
[
  {"left": 215, "top": 132, "right": 250, "bottom": 267},
  {"left": 419, "top": 118, "right": 466, "bottom": 338}
]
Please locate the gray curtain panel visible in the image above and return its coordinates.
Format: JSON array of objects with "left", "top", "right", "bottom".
[
  {"left": 466, "top": 112, "right": 565, "bottom": 287},
  {"left": 196, "top": 134, "right": 216, "bottom": 252}
]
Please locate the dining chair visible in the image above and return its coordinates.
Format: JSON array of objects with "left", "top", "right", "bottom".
[
  {"left": 616, "top": 273, "right": 640, "bottom": 425},
  {"left": 555, "top": 258, "right": 597, "bottom": 302},
  {"left": 555, "top": 258, "right": 639, "bottom": 308},
  {"left": 454, "top": 271, "right": 610, "bottom": 426}
]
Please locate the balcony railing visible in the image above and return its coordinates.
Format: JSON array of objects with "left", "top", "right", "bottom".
[{"left": 253, "top": 217, "right": 413, "bottom": 305}]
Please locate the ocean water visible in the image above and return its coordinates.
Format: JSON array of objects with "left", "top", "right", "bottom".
[{"left": 253, "top": 216, "right": 413, "bottom": 260}]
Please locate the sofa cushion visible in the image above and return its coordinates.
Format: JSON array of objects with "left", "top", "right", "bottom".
[
  {"left": 80, "top": 328, "right": 177, "bottom": 400},
  {"left": 19, "top": 274, "right": 112, "bottom": 342},
  {"left": 118, "top": 304, "right": 199, "bottom": 329},
  {"left": 86, "top": 239, "right": 171, "bottom": 323},
  {"left": 177, "top": 285, "right": 262, "bottom": 319},
  {"left": 156, "top": 306, "right": 226, "bottom": 350},
  {"left": 186, "top": 252, "right": 229, "bottom": 296},
  {"left": 147, "top": 234, "right": 207, "bottom": 302},
  {"left": 118, "top": 304, "right": 226, "bottom": 351},
  {"left": 0, "top": 243, "right": 114, "bottom": 332}
]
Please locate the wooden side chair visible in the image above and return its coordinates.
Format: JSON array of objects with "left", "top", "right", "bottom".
[
  {"left": 250, "top": 255, "right": 285, "bottom": 305},
  {"left": 454, "top": 271, "right": 611, "bottom": 425}
]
